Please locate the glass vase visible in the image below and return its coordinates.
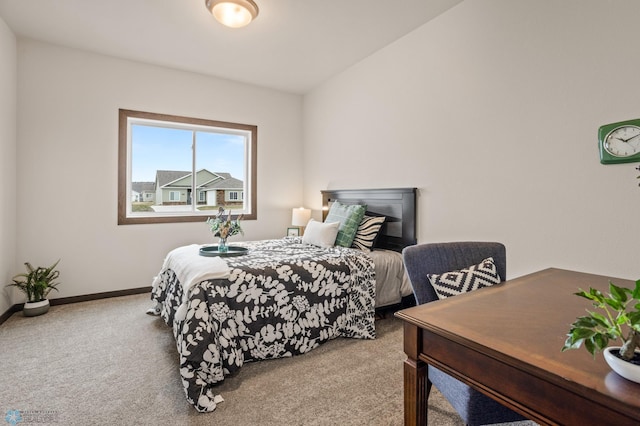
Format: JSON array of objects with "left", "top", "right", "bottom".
[{"left": 218, "top": 237, "right": 228, "bottom": 253}]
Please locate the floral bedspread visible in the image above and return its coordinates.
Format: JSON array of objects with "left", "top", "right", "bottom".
[{"left": 151, "top": 237, "right": 376, "bottom": 412}]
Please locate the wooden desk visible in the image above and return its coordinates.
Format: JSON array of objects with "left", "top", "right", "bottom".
[{"left": 395, "top": 268, "right": 640, "bottom": 425}]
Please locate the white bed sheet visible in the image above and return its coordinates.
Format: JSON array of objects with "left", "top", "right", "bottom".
[{"left": 369, "top": 248, "right": 413, "bottom": 308}]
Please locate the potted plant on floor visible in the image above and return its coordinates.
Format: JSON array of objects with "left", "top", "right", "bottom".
[
  {"left": 562, "top": 279, "right": 640, "bottom": 383},
  {"left": 6, "top": 260, "right": 61, "bottom": 317}
]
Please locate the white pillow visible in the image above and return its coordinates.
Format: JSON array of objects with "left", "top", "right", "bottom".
[{"left": 302, "top": 219, "right": 339, "bottom": 248}]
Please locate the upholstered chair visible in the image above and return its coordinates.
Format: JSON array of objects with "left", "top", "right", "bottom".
[{"left": 402, "top": 241, "right": 527, "bottom": 426}]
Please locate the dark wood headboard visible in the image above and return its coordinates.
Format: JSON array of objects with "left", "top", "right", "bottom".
[{"left": 321, "top": 187, "right": 417, "bottom": 252}]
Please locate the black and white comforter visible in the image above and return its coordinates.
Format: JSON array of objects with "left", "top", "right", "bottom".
[{"left": 151, "top": 237, "right": 376, "bottom": 412}]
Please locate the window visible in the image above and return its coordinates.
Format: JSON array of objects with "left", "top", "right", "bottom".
[
  {"left": 227, "top": 191, "right": 243, "bottom": 202},
  {"left": 118, "top": 109, "right": 257, "bottom": 224}
]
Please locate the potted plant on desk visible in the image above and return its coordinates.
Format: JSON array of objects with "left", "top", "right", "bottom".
[
  {"left": 6, "top": 260, "right": 61, "bottom": 317},
  {"left": 562, "top": 279, "right": 640, "bottom": 383}
]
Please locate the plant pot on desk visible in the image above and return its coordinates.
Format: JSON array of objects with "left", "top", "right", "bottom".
[
  {"left": 23, "top": 299, "right": 50, "bottom": 317},
  {"left": 604, "top": 346, "right": 640, "bottom": 384}
]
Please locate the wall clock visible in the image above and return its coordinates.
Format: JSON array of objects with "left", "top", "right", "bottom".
[{"left": 598, "top": 118, "right": 640, "bottom": 164}]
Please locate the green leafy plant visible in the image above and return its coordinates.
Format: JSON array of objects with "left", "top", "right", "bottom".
[
  {"left": 206, "top": 207, "right": 243, "bottom": 239},
  {"left": 7, "top": 260, "right": 61, "bottom": 302},
  {"left": 562, "top": 280, "right": 640, "bottom": 361}
]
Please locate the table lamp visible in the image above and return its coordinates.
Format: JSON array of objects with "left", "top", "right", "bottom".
[{"left": 291, "top": 207, "right": 311, "bottom": 235}]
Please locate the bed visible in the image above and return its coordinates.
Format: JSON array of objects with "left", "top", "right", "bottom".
[
  {"left": 150, "top": 187, "right": 416, "bottom": 412},
  {"left": 321, "top": 187, "right": 417, "bottom": 309}
]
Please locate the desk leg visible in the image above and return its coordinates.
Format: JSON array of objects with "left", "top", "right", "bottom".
[{"left": 403, "top": 323, "right": 429, "bottom": 426}]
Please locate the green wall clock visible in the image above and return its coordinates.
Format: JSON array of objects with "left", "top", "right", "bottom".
[{"left": 598, "top": 118, "right": 640, "bottom": 164}]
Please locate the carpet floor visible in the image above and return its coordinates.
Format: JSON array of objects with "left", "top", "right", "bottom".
[{"left": 0, "top": 294, "right": 534, "bottom": 425}]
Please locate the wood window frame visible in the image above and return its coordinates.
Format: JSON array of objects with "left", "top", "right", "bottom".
[{"left": 118, "top": 109, "right": 257, "bottom": 225}]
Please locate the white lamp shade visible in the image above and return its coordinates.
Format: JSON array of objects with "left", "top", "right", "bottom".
[
  {"left": 292, "top": 207, "right": 311, "bottom": 227},
  {"left": 206, "top": 0, "right": 259, "bottom": 28}
]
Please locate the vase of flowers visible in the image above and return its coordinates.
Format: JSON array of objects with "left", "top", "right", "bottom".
[{"left": 206, "top": 207, "right": 243, "bottom": 253}]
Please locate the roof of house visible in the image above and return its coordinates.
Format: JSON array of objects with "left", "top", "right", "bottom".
[
  {"left": 155, "top": 170, "right": 191, "bottom": 187},
  {"left": 132, "top": 181, "right": 155, "bottom": 192},
  {"left": 202, "top": 173, "right": 243, "bottom": 190},
  {"left": 155, "top": 170, "right": 243, "bottom": 190}
]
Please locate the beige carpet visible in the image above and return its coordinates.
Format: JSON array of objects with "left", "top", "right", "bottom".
[{"left": 0, "top": 294, "right": 527, "bottom": 425}]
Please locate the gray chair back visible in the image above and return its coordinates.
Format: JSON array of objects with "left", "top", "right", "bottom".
[
  {"left": 402, "top": 241, "right": 506, "bottom": 305},
  {"left": 401, "top": 241, "right": 526, "bottom": 425}
]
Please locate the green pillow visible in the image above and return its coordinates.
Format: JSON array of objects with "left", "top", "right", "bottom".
[{"left": 324, "top": 201, "right": 366, "bottom": 247}]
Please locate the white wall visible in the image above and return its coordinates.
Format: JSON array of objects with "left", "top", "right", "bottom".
[
  {"left": 16, "top": 40, "right": 303, "bottom": 299},
  {"left": 303, "top": 0, "right": 640, "bottom": 280},
  {"left": 0, "top": 16, "right": 16, "bottom": 312}
]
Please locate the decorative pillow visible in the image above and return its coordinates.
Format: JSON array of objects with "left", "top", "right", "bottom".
[
  {"left": 351, "top": 215, "right": 386, "bottom": 251},
  {"left": 324, "top": 201, "right": 366, "bottom": 248},
  {"left": 427, "top": 257, "right": 501, "bottom": 299},
  {"left": 302, "top": 219, "right": 340, "bottom": 248}
]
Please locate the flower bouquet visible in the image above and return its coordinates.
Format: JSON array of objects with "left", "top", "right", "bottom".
[{"left": 206, "top": 207, "right": 243, "bottom": 252}]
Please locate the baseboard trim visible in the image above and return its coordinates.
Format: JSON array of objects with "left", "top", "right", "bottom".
[
  {"left": 0, "top": 286, "right": 151, "bottom": 326},
  {"left": 0, "top": 304, "right": 21, "bottom": 325},
  {"left": 49, "top": 286, "right": 152, "bottom": 306}
]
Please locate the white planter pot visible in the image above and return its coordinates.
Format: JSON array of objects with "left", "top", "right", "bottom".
[
  {"left": 603, "top": 346, "right": 640, "bottom": 384},
  {"left": 23, "top": 299, "right": 50, "bottom": 317}
]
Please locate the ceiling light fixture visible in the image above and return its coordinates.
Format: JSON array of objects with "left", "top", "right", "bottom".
[{"left": 205, "top": 0, "right": 259, "bottom": 28}]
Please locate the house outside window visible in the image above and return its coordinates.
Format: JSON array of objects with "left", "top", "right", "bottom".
[{"left": 118, "top": 109, "right": 257, "bottom": 224}]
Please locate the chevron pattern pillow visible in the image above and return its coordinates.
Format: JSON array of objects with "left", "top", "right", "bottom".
[{"left": 427, "top": 257, "right": 501, "bottom": 299}]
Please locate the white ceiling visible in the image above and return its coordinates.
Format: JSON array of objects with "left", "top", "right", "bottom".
[{"left": 0, "top": 0, "right": 462, "bottom": 94}]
